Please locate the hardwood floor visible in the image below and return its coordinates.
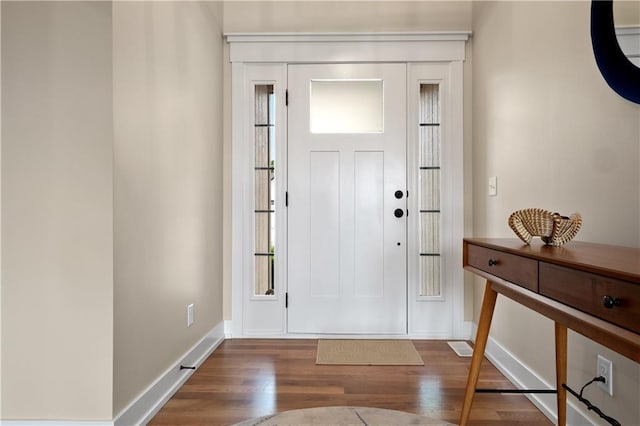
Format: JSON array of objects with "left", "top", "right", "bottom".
[{"left": 150, "top": 339, "right": 552, "bottom": 425}]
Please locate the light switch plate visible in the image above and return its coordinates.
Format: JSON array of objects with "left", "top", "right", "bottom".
[
  {"left": 187, "top": 303, "right": 194, "bottom": 327},
  {"left": 488, "top": 176, "right": 497, "bottom": 197}
]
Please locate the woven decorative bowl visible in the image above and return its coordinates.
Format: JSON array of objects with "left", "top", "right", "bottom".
[{"left": 508, "top": 208, "right": 582, "bottom": 246}]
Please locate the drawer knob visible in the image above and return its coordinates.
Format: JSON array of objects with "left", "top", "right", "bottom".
[
  {"left": 488, "top": 259, "right": 498, "bottom": 267},
  {"left": 602, "top": 295, "right": 622, "bottom": 309}
]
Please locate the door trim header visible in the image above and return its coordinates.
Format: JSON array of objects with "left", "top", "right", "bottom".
[
  {"left": 226, "top": 32, "right": 470, "bottom": 63},
  {"left": 226, "top": 32, "right": 471, "bottom": 43}
]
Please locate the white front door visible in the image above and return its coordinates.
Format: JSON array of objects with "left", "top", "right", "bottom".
[{"left": 287, "top": 63, "right": 407, "bottom": 334}]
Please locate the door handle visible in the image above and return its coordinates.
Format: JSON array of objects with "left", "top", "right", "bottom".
[
  {"left": 394, "top": 208, "right": 404, "bottom": 218},
  {"left": 394, "top": 190, "right": 404, "bottom": 199}
]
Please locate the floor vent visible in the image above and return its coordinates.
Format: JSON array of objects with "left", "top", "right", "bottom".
[{"left": 447, "top": 341, "right": 473, "bottom": 357}]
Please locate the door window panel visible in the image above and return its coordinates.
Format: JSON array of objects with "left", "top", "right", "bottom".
[{"left": 310, "top": 80, "right": 383, "bottom": 134}]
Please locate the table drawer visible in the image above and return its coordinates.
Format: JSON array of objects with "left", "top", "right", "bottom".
[
  {"left": 466, "top": 244, "right": 538, "bottom": 292},
  {"left": 540, "top": 262, "right": 640, "bottom": 334}
]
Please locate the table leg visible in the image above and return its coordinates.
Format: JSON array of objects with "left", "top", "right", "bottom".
[
  {"left": 459, "top": 280, "right": 498, "bottom": 426},
  {"left": 555, "top": 322, "right": 567, "bottom": 426}
]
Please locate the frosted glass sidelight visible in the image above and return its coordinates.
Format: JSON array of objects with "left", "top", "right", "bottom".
[
  {"left": 419, "top": 127, "right": 440, "bottom": 167},
  {"left": 420, "top": 212, "right": 440, "bottom": 254},
  {"left": 254, "top": 84, "right": 276, "bottom": 296},
  {"left": 421, "top": 256, "right": 441, "bottom": 297},
  {"left": 418, "top": 84, "right": 441, "bottom": 297},
  {"left": 310, "top": 80, "right": 383, "bottom": 134},
  {"left": 419, "top": 169, "right": 440, "bottom": 211}
]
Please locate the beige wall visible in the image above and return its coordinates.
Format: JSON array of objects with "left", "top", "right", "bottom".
[
  {"left": 223, "top": 1, "right": 472, "bottom": 33},
  {"left": 113, "top": 1, "right": 224, "bottom": 416},
  {"left": 1, "top": 2, "right": 114, "bottom": 420},
  {"left": 614, "top": 0, "right": 640, "bottom": 27},
  {"left": 472, "top": 1, "right": 640, "bottom": 424},
  {"left": 1, "top": 1, "right": 224, "bottom": 420},
  {"left": 221, "top": 1, "right": 475, "bottom": 320}
]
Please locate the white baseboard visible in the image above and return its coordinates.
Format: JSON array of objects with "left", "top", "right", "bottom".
[
  {"left": 114, "top": 321, "right": 225, "bottom": 426},
  {"left": 470, "top": 322, "right": 593, "bottom": 426}
]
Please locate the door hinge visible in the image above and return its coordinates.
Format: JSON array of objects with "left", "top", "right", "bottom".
[
  {"left": 285, "top": 89, "right": 289, "bottom": 106},
  {"left": 285, "top": 292, "right": 288, "bottom": 308},
  {"left": 285, "top": 191, "right": 288, "bottom": 207}
]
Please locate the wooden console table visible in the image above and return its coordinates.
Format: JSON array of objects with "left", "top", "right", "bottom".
[{"left": 460, "top": 238, "right": 640, "bottom": 426}]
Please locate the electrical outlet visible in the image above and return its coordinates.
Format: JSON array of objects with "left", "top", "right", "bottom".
[
  {"left": 597, "top": 354, "right": 613, "bottom": 396},
  {"left": 187, "top": 303, "right": 194, "bottom": 327}
]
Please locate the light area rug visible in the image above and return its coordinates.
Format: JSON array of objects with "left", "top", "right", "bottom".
[
  {"left": 234, "top": 406, "right": 453, "bottom": 425},
  {"left": 316, "top": 339, "right": 424, "bottom": 366}
]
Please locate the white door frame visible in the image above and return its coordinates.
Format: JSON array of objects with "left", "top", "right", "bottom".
[{"left": 228, "top": 32, "right": 470, "bottom": 338}]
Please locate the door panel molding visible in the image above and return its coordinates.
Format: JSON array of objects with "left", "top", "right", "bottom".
[{"left": 354, "top": 150, "right": 385, "bottom": 298}]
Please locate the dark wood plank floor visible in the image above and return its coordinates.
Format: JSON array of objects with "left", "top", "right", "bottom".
[{"left": 150, "top": 339, "right": 552, "bottom": 425}]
